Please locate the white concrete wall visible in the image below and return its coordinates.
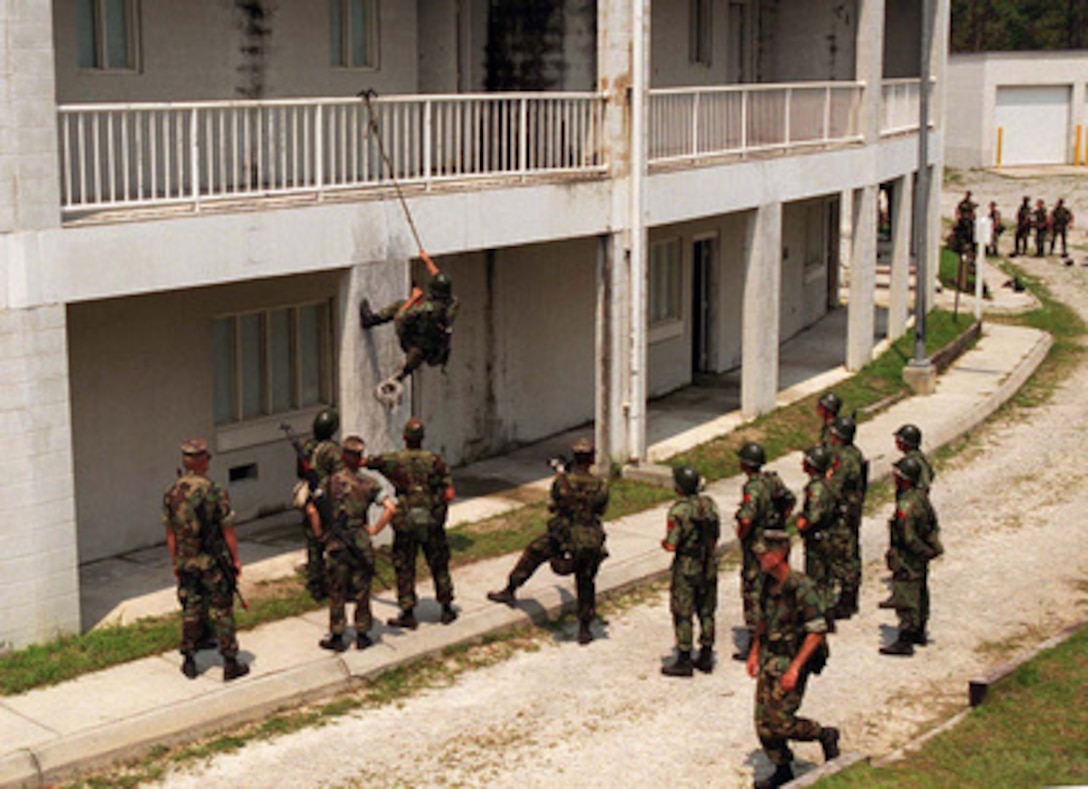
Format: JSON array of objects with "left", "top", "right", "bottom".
[
  {"left": 759, "top": 0, "right": 857, "bottom": 82},
  {"left": 52, "top": 0, "right": 419, "bottom": 103},
  {"left": 650, "top": 0, "right": 731, "bottom": 88},
  {"left": 945, "top": 51, "right": 1088, "bottom": 169},
  {"left": 67, "top": 272, "right": 343, "bottom": 562},
  {"left": 781, "top": 198, "right": 833, "bottom": 338},
  {"left": 0, "top": 305, "right": 80, "bottom": 649},
  {"left": 883, "top": 0, "right": 920, "bottom": 78}
]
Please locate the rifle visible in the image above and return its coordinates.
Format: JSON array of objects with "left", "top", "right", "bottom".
[
  {"left": 279, "top": 423, "right": 370, "bottom": 569},
  {"left": 194, "top": 495, "right": 248, "bottom": 610}
]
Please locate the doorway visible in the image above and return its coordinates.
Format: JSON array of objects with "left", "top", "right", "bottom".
[{"left": 691, "top": 235, "right": 716, "bottom": 375}]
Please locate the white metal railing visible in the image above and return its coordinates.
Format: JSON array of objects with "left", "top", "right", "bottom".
[
  {"left": 648, "top": 81, "right": 863, "bottom": 164},
  {"left": 57, "top": 92, "right": 607, "bottom": 214},
  {"left": 881, "top": 78, "right": 921, "bottom": 136}
]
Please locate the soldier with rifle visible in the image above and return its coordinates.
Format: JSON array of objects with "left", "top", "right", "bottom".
[
  {"left": 827, "top": 415, "right": 868, "bottom": 620},
  {"left": 163, "top": 439, "right": 249, "bottom": 682},
  {"left": 303, "top": 436, "right": 396, "bottom": 652},
  {"left": 660, "top": 465, "right": 721, "bottom": 677}
]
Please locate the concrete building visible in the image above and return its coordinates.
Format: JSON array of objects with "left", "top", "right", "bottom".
[
  {"left": 946, "top": 50, "right": 1088, "bottom": 168},
  {"left": 0, "top": 0, "right": 950, "bottom": 649}
]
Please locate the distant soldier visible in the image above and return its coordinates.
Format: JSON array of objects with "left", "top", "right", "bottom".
[
  {"left": 734, "top": 442, "right": 796, "bottom": 661},
  {"left": 487, "top": 438, "right": 610, "bottom": 646},
  {"left": 297, "top": 408, "right": 344, "bottom": 602},
  {"left": 1033, "top": 198, "right": 1049, "bottom": 257},
  {"left": 747, "top": 530, "right": 840, "bottom": 789},
  {"left": 1050, "top": 198, "right": 1073, "bottom": 257},
  {"left": 660, "top": 465, "right": 721, "bottom": 677},
  {"left": 815, "top": 391, "right": 842, "bottom": 447},
  {"left": 827, "top": 416, "right": 867, "bottom": 620},
  {"left": 953, "top": 190, "right": 977, "bottom": 253},
  {"left": 367, "top": 417, "right": 457, "bottom": 629},
  {"left": 893, "top": 423, "right": 934, "bottom": 493},
  {"left": 880, "top": 456, "right": 943, "bottom": 656},
  {"left": 1013, "top": 196, "right": 1032, "bottom": 257},
  {"left": 360, "top": 252, "right": 459, "bottom": 407},
  {"left": 163, "top": 439, "right": 249, "bottom": 682},
  {"left": 792, "top": 446, "right": 840, "bottom": 631},
  {"left": 305, "top": 436, "right": 396, "bottom": 652},
  {"left": 985, "top": 201, "right": 1004, "bottom": 256}
]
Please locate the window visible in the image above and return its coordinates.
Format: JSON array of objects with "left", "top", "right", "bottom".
[
  {"left": 690, "top": 0, "right": 712, "bottom": 66},
  {"left": 330, "top": 0, "right": 378, "bottom": 69},
  {"left": 213, "top": 302, "right": 334, "bottom": 426},
  {"left": 77, "top": 0, "right": 138, "bottom": 70},
  {"left": 649, "top": 238, "right": 682, "bottom": 324}
]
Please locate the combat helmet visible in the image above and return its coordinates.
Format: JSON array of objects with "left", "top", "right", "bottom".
[
  {"left": 803, "top": 445, "right": 832, "bottom": 475},
  {"left": 403, "top": 417, "right": 425, "bottom": 445},
  {"left": 312, "top": 408, "right": 340, "bottom": 441},
  {"left": 673, "top": 465, "right": 701, "bottom": 495},
  {"left": 894, "top": 424, "right": 922, "bottom": 450},
  {"left": 817, "top": 391, "right": 842, "bottom": 417},
  {"left": 831, "top": 415, "right": 857, "bottom": 444},
  {"left": 893, "top": 455, "right": 923, "bottom": 485},
  {"left": 428, "top": 272, "right": 453, "bottom": 301},
  {"left": 738, "top": 442, "right": 766, "bottom": 470}
]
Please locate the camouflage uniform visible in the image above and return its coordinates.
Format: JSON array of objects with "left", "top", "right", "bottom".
[
  {"left": 828, "top": 443, "right": 866, "bottom": 610},
  {"left": 797, "top": 476, "right": 840, "bottom": 616},
  {"left": 300, "top": 437, "right": 344, "bottom": 600},
  {"left": 754, "top": 569, "right": 830, "bottom": 770},
  {"left": 163, "top": 471, "right": 239, "bottom": 659},
  {"left": 1050, "top": 201, "right": 1072, "bottom": 256},
  {"left": 902, "top": 448, "right": 935, "bottom": 493},
  {"left": 365, "top": 287, "right": 459, "bottom": 378},
  {"left": 367, "top": 447, "right": 454, "bottom": 613},
  {"left": 1014, "top": 198, "right": 1032, "bottom": 256},
  {"left": 887, "top": 486, "right": 942, "bottom": 637},
  {"left": 1033, "top": 201, "right": 1049, "bottom": 257},
  {"left": 736, "top": 472, "right": 795, "bottom": 631},
  {"left": 665, "top": 493, "right": 720, "bottom": 652},
  {"left": 323, "top": 467, "right": 387, "bottom": 638}
]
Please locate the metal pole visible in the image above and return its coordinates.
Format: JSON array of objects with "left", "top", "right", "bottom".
[{"left": 912, "top": 0, "right": 933, "bottom": 364}]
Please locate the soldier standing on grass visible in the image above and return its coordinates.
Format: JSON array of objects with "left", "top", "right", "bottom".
[
  {"left": 734, "top": 442, "right": 795, "bottom": 662},
  {"left": 792, "top": 446, "right": 840, "bottom": 632},
  {"left": 487, "top": 438, "right": 610, "bottom": 646},
  {"left": 164, "top": 439, "right": 249, "bottom": 682},
  {"left": 367, "top": 417, "right": 457, "bottom": 629},
  {"left": 747, "top": 530, "right": 840, "bottom": 789},
  {"left": 660, "top": 465, "right": 720, "bottom": 677},
  {"left": 827, "top": 416, "right": 867, "bottom": 620},
  {"left": 305, "top": 436, "right": 396, "bottom": 652},
  {"left": 880, "top": 456, "right": 943, "bottom": 656}
]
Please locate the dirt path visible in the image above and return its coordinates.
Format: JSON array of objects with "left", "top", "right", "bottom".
[{"left": 155, "top": 175, "right": 1088, "bottom": 788}]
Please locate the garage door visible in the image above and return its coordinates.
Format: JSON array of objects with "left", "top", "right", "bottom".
[{"left": 995, "top": 85, "right": 1071, "bottom": 166}]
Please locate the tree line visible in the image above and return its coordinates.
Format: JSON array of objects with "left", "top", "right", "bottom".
[{"left": 952, "top": 0, "right": 1087, "bottom": 52}]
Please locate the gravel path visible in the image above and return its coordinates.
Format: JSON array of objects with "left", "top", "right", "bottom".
[{"left": 155, "top": 174, "right": 1088, "bottom": 789}]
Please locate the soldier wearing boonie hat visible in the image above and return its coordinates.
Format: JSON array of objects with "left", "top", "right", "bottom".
[{"left": 181, "top": 438, "right": 210, "bottom": 456}]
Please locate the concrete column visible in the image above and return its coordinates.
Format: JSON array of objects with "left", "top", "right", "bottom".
[
  {"left": 0, "top": 305, "right": 81, "bottom": 648},
  {"left": 888, "top": 174, "right": 914, "bottom": 340},
  {"left": 847, "top": 184, "right": 878, "bottom": 370},
  {"left": 856, "top": 0, "right": 887, "bottom": 144},
  {"left": 926, "top": 0, "right": 950, "bottom": 311},
  {"left": 595, "top": 234, "right": 630, "bottom": 473},
  {"left": 741, "top": 204, "right": 781, "bottom": 418}
]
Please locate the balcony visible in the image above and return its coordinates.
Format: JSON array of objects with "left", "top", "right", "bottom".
[
  {"left": 57, "top": 92, "right": 607, "bottom": 220},
  {"left": 880, "top": 78, "right": 922, "bottom": 136},
  {"left": 649, "top": 82, "right": 864, "bottom": 168}
]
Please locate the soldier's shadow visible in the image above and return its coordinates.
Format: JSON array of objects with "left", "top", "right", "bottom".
[
  {"left": 745, "top": 749, "right": 820, "bottom": 784},
  {"left": 878, "top": 623, "right": 900, "bottom": 647},
  {"left": 515, "top": 586, "right": 611, "bottom": 645}
]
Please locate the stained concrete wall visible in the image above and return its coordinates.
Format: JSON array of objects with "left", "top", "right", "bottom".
[
  {"left": 52, "top": 0, "right": 419, "bottom": 102},
  {"left": 67, "top": 272, "right": 343, "bottom": 562},
  {"left": 883, "top": 0, "right": 921, "bottom": 78},
  {"left": 759, "top": 0, "right": 858, "bottom": 82},
  {"left": 650, "top": 0, "right": 731, "bottom": 88},
  {"left": 781, "top": 198, "right": 833, "bottom": 340}
]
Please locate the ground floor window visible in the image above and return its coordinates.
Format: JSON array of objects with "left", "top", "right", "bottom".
[{"left": 213, "top": 301, "right": 334, "bottom": 425}]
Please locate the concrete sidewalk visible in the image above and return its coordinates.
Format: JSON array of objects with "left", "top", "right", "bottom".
[{"left": 0, "top": 319, "right": 1050, "bottom": 787}]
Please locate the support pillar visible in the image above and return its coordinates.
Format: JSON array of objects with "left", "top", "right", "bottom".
[
  {"left": 856, "top": 0, "right": 886, "bottom": 145},
  {"left": 889, "top": 174, "right": 914, "bottom": 340},
  {"left": 847, "top": 185, "right": 878, "bottom": 370},
  {"left": 741, "top": 204, "right": 782, "bottom": 418},
  {"left": 596, "top": 234, "right": 631, "bottom": 473}
]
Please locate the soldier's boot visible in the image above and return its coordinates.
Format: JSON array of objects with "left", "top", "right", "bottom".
[
  {"left": 223, "top": 657, "right": 250, "bottom": 682},
  {"left": 661, "top": 650, "right": 694, "bottom": 678},
  {"left": 877, "top": 596, "right": 896, "bottom": 609},
  {"left": 356, "top": 633, "right": 373, "bottom": 650},
  {"left": 910, "top": 628, "right": 928, "bottom": 647},
  {"left": 319, "top": 634, "right": 349, "bottom": 652},
  {"left": 577, "top": 619, "right": 594, "bottom": 645},
  {"left": 818, "top": 726, "right": 841, "bottom": 761},
  {"left": 440, "top": 604, "right": 458, "bottom": 625},
  {"left": 486, "top": 585, "right": 517, "bottom": 607},
  {"left": 834, "top": 587, "right": 859, "bottom": 619},
  {"left": 754, "top": 764, "right": 793, "bottom": 789},
  {"left": 181, "top": 653, "right": 198, "bottom": 680},
  {"left": 879, "top": 633, "right": 915, "bottom": 656},
  {"left": 387, "top": 609, "right": 419, "bottom": 630},
  {"left": 732, "top": 630, "right": 753, "bottom": 662},
  {"left": 693, "top": 646, "right": 714, "bottom": 674},
  {"left": 359, "top": 299, "right": 382, "bottom": 329},
  {"left": 825, "top": 614, "right": 837, "bottom": 634}
]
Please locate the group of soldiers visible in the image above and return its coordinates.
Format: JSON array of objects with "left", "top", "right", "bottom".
[{"left": 956, "top": 190, "right": 1074, "bottom": 259}]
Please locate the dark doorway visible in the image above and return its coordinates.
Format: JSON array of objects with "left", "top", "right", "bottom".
[{"left": 692, "top": 237, "right": 715, "bottom": 374}]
